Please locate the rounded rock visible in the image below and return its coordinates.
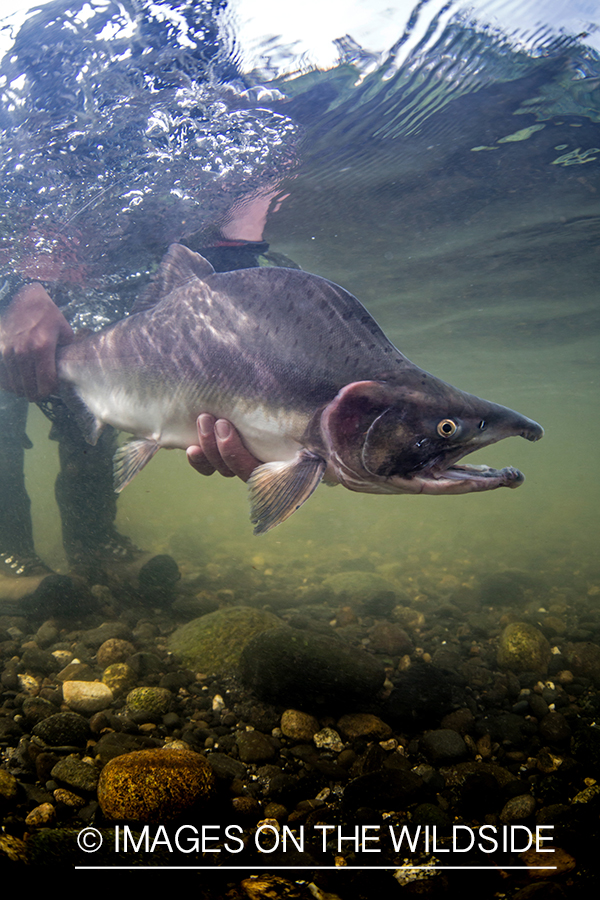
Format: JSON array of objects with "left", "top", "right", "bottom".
[
  {"left": 168, "top": 606, "right": 282, "bottom": 672},
  {"left": 280, "top": 709, "right": 320, "bottom": 742},
  {"left": 236, "top": 731, "right": 277, "bottom": 764},
  {"left": 421, "top": 729, "right": 468, "bottom": 762},
  {"left": 497, "top": 623, "right": 552, "bottom": 674},
  {"left": 337, "top": 713, "right": 392, "bottom": 742},
  {"left": 0, "top": 769, "right": 18, "bottom": 805},
  {"left": 102, "top": 663, "right": 137, "bottom": 695},
  {"left": 96, "top": 638, "right": 136, "bottom": 668},
  {"left": 126, "top": 686, "right": 172, "bottom": 717},
  {"left": 98, "top": 748, "right": 215, "bottom": 823},
  {"left": 62, "top": 680, "right": 113, "bottom": 714},
  {"left": 500, "top": 792, "right": 536, "bottom": 822},
  {"left": 32, "top": 712, "right": 90, "bottom": 747}
]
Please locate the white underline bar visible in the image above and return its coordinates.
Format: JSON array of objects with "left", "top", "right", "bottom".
[{"left": 75, "top": 865, "right": 557, "bottom": 871}]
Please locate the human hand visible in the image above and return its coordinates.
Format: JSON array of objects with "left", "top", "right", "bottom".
[
  {"left": 0, "top": 283, "right": 74, "bottom": 400},
  {"left": 186, "top": 414, "right": 261, "bottom": 482}
]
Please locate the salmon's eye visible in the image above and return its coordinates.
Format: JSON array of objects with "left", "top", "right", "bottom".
[{"left": 437, "top": 419, "right": 458, "bottom": 438}]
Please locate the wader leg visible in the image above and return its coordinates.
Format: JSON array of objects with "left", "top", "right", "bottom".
[
  {"left": 48, "top": 403, "right": 140, "bottom": 578},
  {"left": 0, "top": 390, "right": 51, "bottom": 576}
]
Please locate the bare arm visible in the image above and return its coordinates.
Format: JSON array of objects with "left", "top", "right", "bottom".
[
  {"left": 186, "top": 414, "right": 260, "bottom": 482},
  {"left": 0, "top": 283, "right": 74, "bottom": 400}
]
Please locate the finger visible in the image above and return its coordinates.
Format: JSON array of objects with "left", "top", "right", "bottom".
[
  {"left": 33, "top": 348, "right": 59, "bottom": 399},
  {"left": 186, "top": 444, "right": 218, "bottom": 476},
  {"left": 214, "top": 419, "right": 260, "bottom": 483},
  {"left": 188, "top": 413, "right": 235, "bottom": 478}
]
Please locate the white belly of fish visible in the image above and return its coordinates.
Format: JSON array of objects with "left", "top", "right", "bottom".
[{"left": 74, "top": 376, "right": 306, "bottom": 464}]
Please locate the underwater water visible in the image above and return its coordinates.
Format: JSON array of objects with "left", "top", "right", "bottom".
[{"left": 15, "top": 0, "right": 598, "bottom": 597}]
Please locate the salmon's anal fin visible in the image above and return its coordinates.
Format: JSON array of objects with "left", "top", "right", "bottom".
[
  {"left": 248, "top": 450, "right": 327, "bottom": 535},
  {"left": 113, "top": 439, "right": 161, "bottom": 493}
]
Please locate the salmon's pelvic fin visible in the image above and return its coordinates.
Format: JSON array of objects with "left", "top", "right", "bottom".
[
  {"left": 114, "top": 439, "right": 161, "bottom": 492},
  {"left": 248, "top": 450, "right": 327, "bottom": 534}
]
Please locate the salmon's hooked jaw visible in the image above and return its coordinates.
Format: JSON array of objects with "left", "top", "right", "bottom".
[{"left": 319, "top": 378, "right": 544, "bottom": 497}]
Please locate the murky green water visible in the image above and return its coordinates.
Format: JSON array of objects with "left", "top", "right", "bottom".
[{"left": 6, "top": 0, "right": 600, "bottom": 601}]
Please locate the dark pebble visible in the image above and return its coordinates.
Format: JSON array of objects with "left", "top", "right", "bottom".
[
  {"left": 236, "top": 730, "right": 277, "bottom": 763},
  {"left": 32, "top": 712, "right": 90, "bottom": 747},
  {"left": 50, "top": 756, "right": 99, "bottom": 793},
  {"left": 421, "top": 729, "right": 468, "bottom": 762}
]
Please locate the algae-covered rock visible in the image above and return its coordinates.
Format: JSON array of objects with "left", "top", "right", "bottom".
[
  {"left": 168, "top": 606, "right": 282, "bottom": 672},
  {"left": 126, "top": 686, "right": 172, "bottom": 717},
  {"left": 102, "top": 662, "right": 137, "bottom": 695},
  {"left": 98, "top": 748, "right": 215, "bottom": 823},
  {"left": 497, "top": 622, "right": 552, "bottom": 674},
  {"left": 239, "top": 626, "right": 386, "bottom": 710}
]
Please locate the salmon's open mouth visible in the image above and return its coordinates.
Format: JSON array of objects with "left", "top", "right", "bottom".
[{"left": 422, "top": 462, "right": 525, "bottom": 492}]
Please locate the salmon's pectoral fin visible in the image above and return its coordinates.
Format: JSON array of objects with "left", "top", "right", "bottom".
[
  {"left": 113, "top": 439, "right": 161, "bottom": 493},
  {"left": 248, "top": 450, "right": 327, "bottom": 535}
]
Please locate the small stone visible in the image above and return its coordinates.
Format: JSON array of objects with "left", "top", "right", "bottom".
[
  {"left": 392, "top": 607, "right": 425, "bottom": 630},
  {"left": 313, "top": 727, "right": 344, "bottom": 752},
  {"left": 236, "top": 731, "right": 277, "bottom": 764},
  {"left": 337, "top": 713, "right": 392, "bottom": 742},
  {"left": 102, "top": 663, "right": 137, "bottom": 695},
  {"left": 497, "top": 623, "right": 552, "bottom": 674},
  {"left": 62, "top": 680, "right": 113, "bottom": 714},
  {"left": 421, "top": 729, "right": 468, "bottom": 762},
  {"left": 32, "top": 712, "right": 90, "bottom": 746},
  {"left": 56, "top": 662, "right": 95, "bottom": 682},
  {"left": 263, "top": 802, "right": 288, "bottom": 821},
  {"left": 519, "top": 846, "right": 575, "bottom": 876},
  {"left": 53, "top": 788, "right": 85, "bottom": 808},
  {"left": 96, "top": 638, "right": 136, "bottom": 667},
  {"left": 51, "top": 756, "right": 99, "bottom": 793},
  {"left": 367, "top": 622, "right": 412, "bottom": 655},
  {"left": 0, "top": 769, "right": 18, "bottom": 804},
  {"left": 126, "top": 686, "right": 172, "bottom": 717},
  {"left": 500, "top": 792, "right": 536, "bottom": 822},
  {"left": 98, "top": 748, "right": 215, "bottom": 823},
  {"left": 280, "top": 710, "right": 320, "bottom": 742},
  {"left": 25, "top": 803, "right": 55, "bottom": 827},
  {"left": 17, "top": 673, "right": 40, "bottom": 694}
]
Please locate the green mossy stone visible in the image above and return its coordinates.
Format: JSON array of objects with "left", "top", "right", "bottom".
[
  {"left": 497, "top": 622, "right": 552, "bottom": 674},
  {"left": 126, "top": 686, "right": 172, "bottom": 716},
  {"left": 98, "top": 748, "right": 215, "bottom": 823},
  {"left": 168, "top": 606, "right": 282, "bottom": 672}
]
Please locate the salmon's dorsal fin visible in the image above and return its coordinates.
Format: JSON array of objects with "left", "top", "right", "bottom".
[
  {"left": 248, "top": 450, "right": 327, "bottom": 535},
  {"left": 113, "top": 439, "right": 161, "bottom": 492},
  {"left": 132, "top": 243, "right": 216, "bottom": 313}
]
